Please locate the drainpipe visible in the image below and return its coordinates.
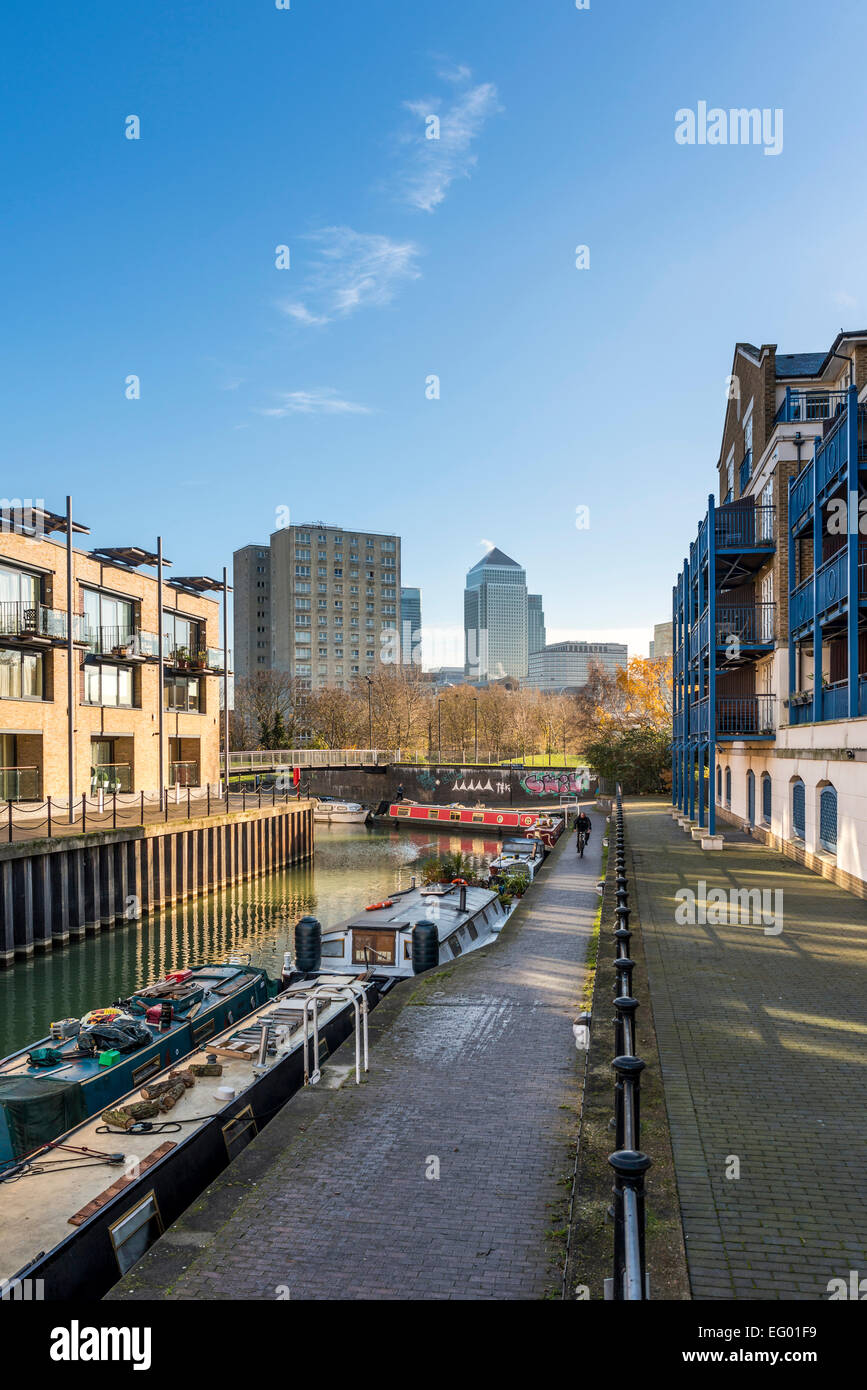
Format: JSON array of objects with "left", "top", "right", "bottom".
[
  {"left": 811, "top": 439, "right": 823, "bottom": 723},
  {"left": 223, "top": 566, "right": 230, "bottom": 792},
  {"left": 707, "top": 495, "right": 716, "bottom": 836},
  {"left": 157, "top": 537, "right": 165, "bottom": 810},
  {"left": 847, "top": 385, "right": 859, "bottom": 717},
  {"left": 66, "top": 496, "right": 75, "bottom": 824}
]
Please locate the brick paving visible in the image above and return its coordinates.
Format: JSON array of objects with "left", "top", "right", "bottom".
[
  {"left": 109, "top": 814, "right": 601, "bottom": 1301},
  {"left": 630, "top": 799, "right": 867, "bottom": 1301}
]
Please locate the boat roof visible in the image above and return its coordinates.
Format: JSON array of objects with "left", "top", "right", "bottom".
[
  {"left": 0, "top": 977, "right": 371, "bottom": 1282},
  {"left": 0, "top": 964, "right": 262, "bottom": 1082},
  {"left": 328, "top": 883, "right": 500, "bottom": 940}
]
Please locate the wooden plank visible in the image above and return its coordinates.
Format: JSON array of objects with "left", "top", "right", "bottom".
[{"left": 67, "top": 1142, "right": 176, "bottom": 1226}]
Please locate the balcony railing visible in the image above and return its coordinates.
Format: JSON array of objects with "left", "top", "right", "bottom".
[
  {"left": 716, "top": 603, "right": 775, "bottom": 647},
  {"left": 716, "top": 695, "right": 776, "bottom": 737},
  {"left": 775, "top": 388, "right": 849, "bottom": 424},
  {"left": 0, "top": 766, "right": 40, "bottom": 800},
  {"left": 715, "top": 503, "right": 776, "bottom": 551},
  {"left": 814, "top": 549, "right": 848, "bottom": 618},
  {"left": 738, "top": 450, "right": 753, "bottom": 493},
  {"left": 788, "top": 461, "right": 814, "bottom": 534},
  {"left": 170, "top": 760, "right": 200, "bottom": 787},
  {"left": 0, "top": 602, "right": 87, "bottom": 642},
  {"left": 86, "top": 626, "right": 160, "bottom": 658},
  {"left": 90, "top": 763, "right": 132, "bottom": 794}
]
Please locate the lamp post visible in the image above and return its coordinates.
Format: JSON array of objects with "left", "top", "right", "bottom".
[
  {"left": 365, "top": 675, "right": 373, "bottom": 751},
  {"left": 473, "top": 697, "right": 478, "bottom": 763}
]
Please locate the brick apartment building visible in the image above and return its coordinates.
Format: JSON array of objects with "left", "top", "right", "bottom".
[
  {"left": 234, "top": 523, "right": 401, "bottom": 691},
  {"left": 0, "top": 505, "right": 226, "bottom": 803},
  {"left": 672, "top": 330, "right": 867, "bottom": 894}
]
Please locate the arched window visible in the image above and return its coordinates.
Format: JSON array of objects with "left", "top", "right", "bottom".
[
  {"left": 761, "top": 772, "right": 771, "bottom": 825},
  {"left": 746, "top": 770, "right": 755, "bottom": 825},
  {"left": 725, "top": 767, "right": 731, "bottom": 806},
  {"left": 716, "top": 765, "right": 722, "bottom": 801},
  {"left": 819, "top": 785, "right": 838, "bottom": 853},
  {"left": 792, "top": 778, "right": 805, "bottom": 840}
]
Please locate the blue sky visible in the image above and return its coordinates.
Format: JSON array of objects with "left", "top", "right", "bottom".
[{"left": 3, "top": 0, "right": 867, "bottom": 664}]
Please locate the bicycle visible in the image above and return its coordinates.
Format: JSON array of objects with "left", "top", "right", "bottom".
[{"left": 576, "top": 829, "right": 587, "bottom": 857}]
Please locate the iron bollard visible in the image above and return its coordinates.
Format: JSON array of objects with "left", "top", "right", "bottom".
[
  {"left": 608, "top": 1149, "right": 652, "bottom": 1301},
  {"left": 612, "top": 1054, "right": 645, "bottom": 1150},
  {"left": 613, "top": 955, "right": 635, "bottom": 996},
  {"left": 613, "top": 994, "right": 638, "bottom": 1057},
  {"left": 615, "top": 903, "right": 631, "bottom": 930}
]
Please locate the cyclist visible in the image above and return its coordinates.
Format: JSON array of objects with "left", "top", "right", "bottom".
[{"left": 575, "top": 809, "right": 592, "bottom": 854}]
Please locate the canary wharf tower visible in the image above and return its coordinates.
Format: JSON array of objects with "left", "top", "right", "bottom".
[{"left": 463, "top": 547, "right": 528, "bottom": 682}]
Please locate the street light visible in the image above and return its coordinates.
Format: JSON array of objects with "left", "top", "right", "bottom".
[
  {"left": 473, "top": 697, "right": 478, "bottom": 763},
  {"left": 364, "top": 675, "right": 373, "bottom": 751}
]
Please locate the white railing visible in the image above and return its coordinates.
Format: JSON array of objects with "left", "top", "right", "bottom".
[{"left": 229, "top": 749, "right": 397, "bottom": 772}]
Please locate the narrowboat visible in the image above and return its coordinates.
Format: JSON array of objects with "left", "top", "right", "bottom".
[
  {"left": 282, "top": 880, "right": 514, "bottom": 986},
  {"left": 0, "top": 975, "right": 379, "bottom": 1300},
  {"left": 386, "top": 802, "right": 542, "bottom": 836},
  {"left": 0, "top": 961, "right": 273, "bottom": 1169},
  {"left": 487, "top": 837, "right": 545, "bottom": 884}
]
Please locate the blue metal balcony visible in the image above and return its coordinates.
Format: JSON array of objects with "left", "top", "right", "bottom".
[
  {"left": 775, "top": 387, "right": 849, "bottom": 424},
  {"left": 715, "top": 502, "right": 776, "bottom": 553},
  {"left": 787, "top": 679, "right": 867, "bottom": 725},
  {"left": 715, "top": 602, "right": 775, "bottom": 650},
  {"left": 716, "top": 695, "right": 776, "bottom": 739},
  {"left": 738, "top": 449, "right": 753, "bottom": 493}
]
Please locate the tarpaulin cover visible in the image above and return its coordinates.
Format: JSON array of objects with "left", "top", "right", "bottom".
[
  {"left": 0, "top": 1076, "right": 87, "bottom": 1160},
  {"left": 78, "top": 1019, "right": 152, "bottom": 1055}
]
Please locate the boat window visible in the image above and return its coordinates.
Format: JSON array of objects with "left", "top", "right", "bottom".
[
  {"left": 450, "top": 810, "right": 462, "bottom": 821},
  {"left": 109, "top": 1191, "right": 164, "bottom": 1275},
  {"left": 403, "top": 940, "right": 413, "bottom": 960},
  {"left": 351, "top": 930, "right": 396, "bottom": 965},
  {"left": 471, "top": 812, "right": 484, "bottom": 823},
  {"left": 321, "top": 938, "right": 345, "bottom": 958},
  {"left": 450, "top": 936, "right": 463, "bottom": 956},
  {"left": 466, "top": 921, "right": 478, "bottom": 941},
  {"left": 222, "top": 1106, "right": 258, "bottom": 1162},
  {"left": 427, "top": 808, "right": 440, "bottom": 820},
  {"left": 192, "top": 1017, "right": 216, "bottom": 1043},
  {"left": 131, "top": 1056, "right": 162, "bottom": 1087}
]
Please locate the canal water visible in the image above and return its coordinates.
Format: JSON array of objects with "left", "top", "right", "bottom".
[{"left": 0, "top": 824, "right": 503, "bottom": 1055}]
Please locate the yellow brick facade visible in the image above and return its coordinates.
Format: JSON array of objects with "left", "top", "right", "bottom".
[{"left": 0, "top": 529, "right": 223, "bottom": 800}]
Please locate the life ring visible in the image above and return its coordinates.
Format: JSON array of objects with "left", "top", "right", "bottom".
[
  {"left": 451, "top": 878, "right": 468, "bottom": 885},
  {"left": 366, "top": 900, "right": 393, "bottom": 911}
]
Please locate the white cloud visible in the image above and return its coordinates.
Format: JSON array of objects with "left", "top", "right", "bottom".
[
  {"left": 256, "top": 388, "right": 372, "bottom": 418},
  {"left": 479, "top": 538, "right": 495, "bottom": 552},
  {"left": 398, "top": 72, "right": 501, "bottom": 213},
  {"left": 278, "top": 227, "right": 421, "bottom": 326}
]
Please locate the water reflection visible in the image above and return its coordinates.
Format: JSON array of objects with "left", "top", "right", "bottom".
[{"left": 0, "top": 825, "right": 501, "bottom": 1054}]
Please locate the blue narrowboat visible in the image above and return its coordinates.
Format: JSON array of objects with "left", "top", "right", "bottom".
[{"left": 0, "top": 961, "right": 273, "bottom": 1167}]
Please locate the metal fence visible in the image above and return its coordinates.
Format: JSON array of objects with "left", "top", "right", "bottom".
[
  {"left": 0, "top": 784, "right": 309, "bottom": 843},
  {"left": 229, "top": 748, "right": 580, "bottom": 772},
  {"left": 607, "top": 787, "right": 652, "bottom": 1300}
]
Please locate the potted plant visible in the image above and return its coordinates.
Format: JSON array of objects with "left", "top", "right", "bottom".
[{"left": 174, "top": 645, "right": 190, "bottom": 670}]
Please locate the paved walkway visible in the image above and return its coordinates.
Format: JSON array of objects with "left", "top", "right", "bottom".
[
  {"left": 110, "top": 814, "right": 602, "bottom": 1301},
  {"left": 630, "top": 800, "right": 867, "bottom": 1300}
]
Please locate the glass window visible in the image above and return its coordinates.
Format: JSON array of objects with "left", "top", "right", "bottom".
[{"left": 0, "top": 648, "right": 43, "bottom": 700}]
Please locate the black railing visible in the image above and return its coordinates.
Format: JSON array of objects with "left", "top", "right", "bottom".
[
  {"left": 2, "top": 784, "right": 306, "bottom": 843},
  {"left": 608, "top": 787, "right": 651, "bottom": 1300}
]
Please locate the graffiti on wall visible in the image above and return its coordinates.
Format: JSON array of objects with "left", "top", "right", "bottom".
[{"left": 519, "top": 770, "right": 590, "bottom": 797}]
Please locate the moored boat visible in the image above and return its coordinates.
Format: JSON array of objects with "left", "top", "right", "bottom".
[
  {"left": 0, "top": 961, "right": 273, "bottom": 1169},
  {"left": 313, "top": 797, "right": 371, "bottom": 824},
  {"left": 0, "top": 974, "right": 378, "bottom": 1300},
  {"left": 282, "top": 879, "right": 513, "bottom": 986},
  {"left": 487, "top": 837, "right": 545, "bottom": 884}
]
